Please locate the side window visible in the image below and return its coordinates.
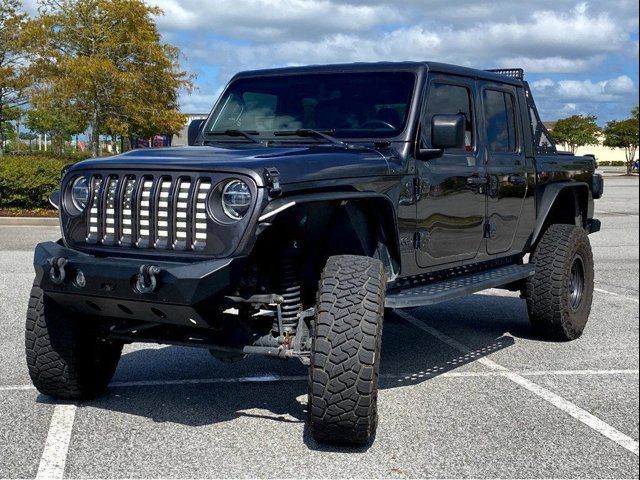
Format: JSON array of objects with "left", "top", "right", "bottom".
[
  {"left": 422, "top": 83, "right": 473, "bottom": 152},
  {"left": 483, "top": 90, "right": 517, "bottom": 153}
]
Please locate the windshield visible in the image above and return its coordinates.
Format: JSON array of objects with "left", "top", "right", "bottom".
[{"left": 204, "top": 71, "right": 416, "bottom": 139}]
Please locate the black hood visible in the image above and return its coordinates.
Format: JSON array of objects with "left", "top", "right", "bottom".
[{"left": 70, "top": 144, "right": 392, "bottom": 185}]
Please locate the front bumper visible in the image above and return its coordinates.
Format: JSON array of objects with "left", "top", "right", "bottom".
[{"left": 34, "top": 241, "right": 246, "bottom": 327}]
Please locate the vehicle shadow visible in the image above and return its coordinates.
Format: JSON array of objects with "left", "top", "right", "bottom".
[{"left": 47, "top": 293, "right": 535, "bottom": 452}]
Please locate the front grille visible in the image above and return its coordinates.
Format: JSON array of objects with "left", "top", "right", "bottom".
[{"left": 85, "top": 174, "right": 211, "bottom": 251}]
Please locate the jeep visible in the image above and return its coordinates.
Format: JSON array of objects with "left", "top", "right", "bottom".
[{"left": 27, "top": 62, "right": 603, "bottom": 445}]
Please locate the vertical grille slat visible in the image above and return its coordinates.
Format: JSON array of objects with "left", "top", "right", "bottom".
[
  {"left": 86, "top": 176, "right": 103, "bottom": 244},
  {"left": 173, "top": 179, "right": 191, "bottom": 250},
  {"left": 120, "top": 176, "right": 137, "bottom": 246},
  {"left": 102, "top": 177, "right": 119, "bottom": 245},
  {"left": 85, "top": 173, "right": 211, "bottom": 252},
  {"left": 155, "top": 178, "right": 172, "bottom": 248},
  {"left": 192, "top": 180, "right": 211, "bottom": 251},
  {"left": 136, "top": 177, "right": 154, "bottom": 248}
]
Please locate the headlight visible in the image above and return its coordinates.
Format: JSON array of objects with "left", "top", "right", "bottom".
[
  {"left": 221, "top": 180, "right": 251, "bottom": 220},
  {"left": 66, "top": 176, "right": 89, "bottom": 214}
]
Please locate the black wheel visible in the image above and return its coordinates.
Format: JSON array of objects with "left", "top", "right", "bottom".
[
  {"left": 525, "top": 224, "right": 594, "bottom": 341},
  {"left": 25, "top": 283, "right": 123, "bottom": 399},
  {"left": 308, "top": 255, "right": 385, "bottom": 445}
]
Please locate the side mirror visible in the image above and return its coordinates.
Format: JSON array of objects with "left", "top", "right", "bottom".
[
  {"left": 187, "top": 119, "right": 206, "bottom": 146},
  {"left": 432, "top": 113, "right": 466, "bottom": 150}
]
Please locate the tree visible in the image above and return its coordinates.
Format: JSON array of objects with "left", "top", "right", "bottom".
[
  {"left": 603, "top": 107, "right": 639, "bottom": 174},
  {"left": 0, "top": 0, "right": 29, "bottom": 155},
  {"left": 26, "top": 96, "right": 86, "bottom": 155},
  {"left": 28, "top": 0, "right": 193, "bottom": 157},
  {"left": 552, "top": 114, "right": 600, "bottom": 154}
]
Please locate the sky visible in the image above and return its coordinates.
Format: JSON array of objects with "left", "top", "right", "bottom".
[{"left": 24, "top": 0, "right": 640, "bottom": 124}]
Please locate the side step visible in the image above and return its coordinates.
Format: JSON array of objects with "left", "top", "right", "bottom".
[{"left": 385, "top": 264, "right": 535, "bottom": 309}]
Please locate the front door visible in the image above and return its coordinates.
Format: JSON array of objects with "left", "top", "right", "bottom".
[
  {"left": 479, "top": 83, "right": 528, "bottom": 255},
  {"left": 415, "top": 77, "right": 487, "bottom": 269}
]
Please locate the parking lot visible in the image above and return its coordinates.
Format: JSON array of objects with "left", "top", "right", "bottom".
[{"left": 1, "top": 176, "right": 638, "bottom": 479}]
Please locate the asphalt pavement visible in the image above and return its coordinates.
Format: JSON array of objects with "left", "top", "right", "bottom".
[{"left": 0, "top": 176, "right": 638, "bottom": 478}]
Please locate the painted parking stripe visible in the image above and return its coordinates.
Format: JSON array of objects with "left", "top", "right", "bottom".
[
  {"left": 397, "top": 310, "right": 640, "bottom": 457},
  {"left": 36, "top": 403, "right": 77, "bottom": 480},
  {"left": 594, "top": 288, "right": 639, "bottom": 303}
]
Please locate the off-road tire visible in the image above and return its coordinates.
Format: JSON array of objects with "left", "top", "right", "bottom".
[
  {"left": 308, "top": 255, "right": 385, "bottom": 445},
  {"left": 526, "top": 224, "right": 594, "bottom": 341},
  {"left": 25, "top": 284, "right": 123, "bottom": 399}
]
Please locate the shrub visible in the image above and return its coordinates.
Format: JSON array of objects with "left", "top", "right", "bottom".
[
  {"left": 0, "top": 156, "right": 72, "bottom": 209},
  {"left": 611, "top": 160, "right": 625, "bottom": 166},
  {"left": 598, "top": 161, "right": 611, "bottom": 166}
]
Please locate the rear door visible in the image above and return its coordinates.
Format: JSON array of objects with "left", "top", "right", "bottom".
[
  {"left": 479, "top": 83, "right": 529, "bottom": 255},
  {"left": 415, "top": 76, "right": 487, "bottom": 268}
]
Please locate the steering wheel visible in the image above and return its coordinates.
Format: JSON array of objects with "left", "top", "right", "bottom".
[{"left": 361, "top": 119, "right": 396, "bottom": 130}]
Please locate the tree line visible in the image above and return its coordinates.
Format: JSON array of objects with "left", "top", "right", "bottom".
[
  {"left": 0, "top": 0, "right": 193, "bottom": 157},
  {"left": 551, "top": 107, "right": 639, "bottom": 173}
]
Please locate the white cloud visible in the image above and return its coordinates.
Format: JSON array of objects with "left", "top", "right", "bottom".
[{"left": 151, "top": 0, "right": 402, "bottom": 41}]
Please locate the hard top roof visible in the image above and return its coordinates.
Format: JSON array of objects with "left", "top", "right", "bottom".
[{"left": 232, "top": 61, "right": 523, "bottom": 86}]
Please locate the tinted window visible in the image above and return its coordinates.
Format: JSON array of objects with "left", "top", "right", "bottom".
[
  {"left": 422, "top": 83, "right": 474, "bottom": 151},
  {"left": 483, "top": 90, "right": 517, "bottom": 152},
  {"left": 205, "top": 72, "right": 415, "bottom": 138}
]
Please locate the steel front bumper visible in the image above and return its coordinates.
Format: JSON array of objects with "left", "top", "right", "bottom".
[{"left": 34, "top": 241, "right": 246, "bottom": 327}]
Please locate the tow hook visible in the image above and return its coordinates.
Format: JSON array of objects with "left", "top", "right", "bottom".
[
  {"left": 133, "top": 265, "right": 161, "bottom": 294},
  {"left": 48, "top": 257, "right": 68, "bottom": 284}
]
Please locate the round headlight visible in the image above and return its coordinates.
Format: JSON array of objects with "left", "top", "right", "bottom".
[
  {"left": 70, "top": 176, "right": 89, "bottom": 212},
  {"left": 221, "top": 180, "right": 251, "bottom": 220}
]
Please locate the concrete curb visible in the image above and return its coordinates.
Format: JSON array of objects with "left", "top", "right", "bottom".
[{"left": 0, "top": 217, "right": 59, "bottom": 226}]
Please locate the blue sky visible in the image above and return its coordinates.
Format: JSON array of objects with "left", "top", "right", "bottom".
[{"left": 26, "top": 0, "right": 640, "bottom": 124}]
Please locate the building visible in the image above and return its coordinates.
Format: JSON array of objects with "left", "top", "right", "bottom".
[{"left": 544, "top": 121, "right": 636, "bottom": 162}]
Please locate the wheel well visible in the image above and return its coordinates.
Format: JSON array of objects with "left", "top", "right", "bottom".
[
  {"left": 534, "top": 185, "right": 588, "bottom": 247},
  {"left": 249, "top": 198, "right": 399, "bottom": 304}
]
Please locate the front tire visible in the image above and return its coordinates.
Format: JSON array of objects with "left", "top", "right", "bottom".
[
  {"left": 525, "top": 224, "right": 594, "bottom": 341},
  {"left": 25, "top": 284, "right": 122, "bottom": 399},
  {"left": 308, "top": 255, "right": 385, "bottom": 445}
]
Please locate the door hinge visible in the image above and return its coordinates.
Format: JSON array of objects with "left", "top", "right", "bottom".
[
  {"left": 414, "top": 230, "right": 430, "bottom": 251},
  {"left": 484, "top": 222, "right": 497, "bottom": 239},
  {"left": 413, "top": 231, "right": 421, "bottom": 250},
  {"left": 263, "top": 167, "right": 281, "bottom": 197}
]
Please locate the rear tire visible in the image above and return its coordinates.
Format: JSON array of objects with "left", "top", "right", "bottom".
[
  {"left": 25, "top": 284, "right": 122, "bottom": 399},
  {"left": 525, "top": 224, "right": 594, "bottom": 341},
  {"left": 308, "top": 255, "right": 385, "bottom": 445}
]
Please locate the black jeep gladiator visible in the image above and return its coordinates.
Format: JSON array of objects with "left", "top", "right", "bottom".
[{"left": 27, "top": 62, "right": 603, "bottom": 445}]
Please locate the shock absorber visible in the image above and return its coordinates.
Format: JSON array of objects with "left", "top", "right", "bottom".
[{"left": 276, "top": 241, "right": 303, "bottom": 335}]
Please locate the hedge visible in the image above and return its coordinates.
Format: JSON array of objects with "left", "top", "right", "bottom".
[
  {"left": 0, "top": 156, "right": 72, "bottom": 209},
  {"left": 597, "top": 160, "right": 627, "bottom": 167}
]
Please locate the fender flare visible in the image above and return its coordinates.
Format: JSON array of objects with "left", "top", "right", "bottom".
[
  {"left": 531, "top": 181, "right": 590, "bottom": 246},
  {"left": 257, "top": 191, "right": 400, "bottom": 268}
]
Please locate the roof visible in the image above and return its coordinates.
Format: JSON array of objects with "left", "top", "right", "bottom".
[{"left": 232, "top": 61, "right": 523, "bottom": 86}]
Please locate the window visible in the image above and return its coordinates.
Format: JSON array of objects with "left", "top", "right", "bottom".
[
  {"left": 483, "top": 90, "right": 517, "bottom": 153},
  {"left": 422, "top": 83, "right": 474, "bottom": 151},
  {"left": 205, "top": 72, "right": 416, "bottom": 138}
]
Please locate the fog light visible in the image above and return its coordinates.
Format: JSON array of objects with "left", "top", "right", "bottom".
[{"left": 73, "top": 270, "right": 86, "bottom": 288}]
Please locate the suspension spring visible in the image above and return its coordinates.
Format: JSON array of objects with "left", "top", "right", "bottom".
[{"left": 276, "top": 243, "right": 303, "bottom": 334}]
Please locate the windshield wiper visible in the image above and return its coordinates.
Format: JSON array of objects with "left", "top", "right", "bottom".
[
  {"left": 206, "top": 129, "right": 261, "bottom": 144},
  {"left": 273, "top": 129, "right": 349, "bottom": 148}
]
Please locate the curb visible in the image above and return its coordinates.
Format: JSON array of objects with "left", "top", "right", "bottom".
[{"left": 0, "top": 217, "right": 59, "bottom": 226}]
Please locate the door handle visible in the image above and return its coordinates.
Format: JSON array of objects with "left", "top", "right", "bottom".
[
  {"left": 466, "top": 176, "right": 488, "bottom": 186},
  {"left": 508, "top": 174, "right": 527, "bottom": 185}
]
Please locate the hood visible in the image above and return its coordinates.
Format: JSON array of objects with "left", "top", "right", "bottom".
[{"left": 70, "top": 144, "right": 392, "bottom": 185}]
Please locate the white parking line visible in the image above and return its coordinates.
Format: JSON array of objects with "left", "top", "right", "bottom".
[
  {"left": 594, "top": 288, "right": 639, "bottom": 303},
  {"left": 396, "top": 310, "right": 640, "bottom": 457},
  {"left": 36, "top": 403, "right": 77, "bottom": 480}
]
